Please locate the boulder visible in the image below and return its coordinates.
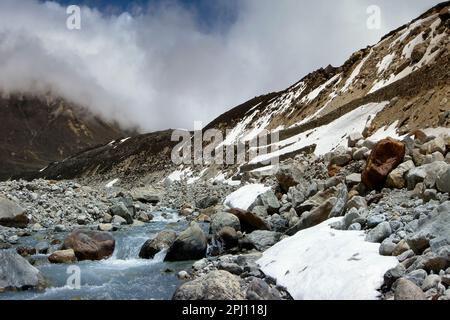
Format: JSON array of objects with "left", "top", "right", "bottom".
[
  {"left": 172, "top": 270, "right": 244, "bottom": 300},
  {"left": 217, "top": 226, "right": 239, "bottom": 249},
  {"left": 436, "top": 168, "right": 450, "bottom": 193},
  {"left": 267, "top": 214, "right": 289, "bottom": 233},
  {"left": 62, "top": 229, "right": 115, "bottom": 261},
  {"left": 392, "top": 240, "right": 410, "bottom": 257},
  {"left": 165, "top": 222, "right": 208, "bottom": 262},
  {"left": 362, "top": 138, "right": 405, "bottom": 190},
  {"left": 210, "top": 212, "right": 241, "bottom": 234},
  {"left": 228, "top": 208, "right": 270, "bottom": 232},
  {"left": 0, "top": 251, "right": 45, "bottom": 291},
  {"left": 139, "top": 230, "right": 177, "bottom": 259},
  {"left": 346, "top": 173, "right": 362, "bottom": 186},
  {"left": 384, "top": 264, "right": 406, "bottom": 290},
  {"left": 346, "top": 196, "right": 367, "bottom": 211},
  {"left": 287, "top": 197, "right": 336, "bottom": 235},
  {"left": 394, "top": 278, "right": 426, "bottom": 300},
  {"left": 246, "top": 278, "right": 282, "bottom": 300},
  {"left": 275, "top": 164, "right": 304, "bottom": 193},
  {"left": 386, "top": 160, "right": 415, "bottom": 189},
  {"left": 246, "top": 230, "right": 282, "bottom": 251},
  {"left": 48, "top": 249, "right": 77, "bottom": 264},
  {"left": 353, "top": 147, "right": 369, "bottom": 161},
  {"left": 130, "top": 186, "right": 163, "bottom": 204},
  {"left": 252, "top": 190, "right": 280, "bottom": 214},
  {"left": 330, "top": 153, "right": 352, "bottom": 167},
  {"left": 109, "top": 203, "right": 133, "bottom": 224},
  {"left": 365, "top": 222, "right": 392, "bottom": 243},
  {"left": 406, "top": 202, "right": 450, "bottom": 254},
  {"left": 98, "top": 223, "right": 114, "bottom": 232},
  {"left": 348, "top": 132, "right": 363, "bottom": 148},
  {"left": 0, "top": 196, "right": 29, "bottom": 228},
  {"left": 195, "top": 196, "right": 219, "bottom": 209},
  {"left": 112, "top": 215, "right": 127, "bottom": 226},
  {"left": 420, "top": 136, "right": 446, "bottom": 155},
  {"left": 287, "top": 180, "right": 318, "bottom": 208},
  {"left": 406, "top": 161, "right": 449, "bottom": 190}
]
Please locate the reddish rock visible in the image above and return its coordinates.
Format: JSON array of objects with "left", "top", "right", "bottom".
[
  {"left": 362, "top": 138, "right": 405, "bottom": 190},
  {"left": 62, "top": 229, "right": 115, "bottom": 261},
  {"left": 228, "top": 208, "right": 271, "bottom": 233}
]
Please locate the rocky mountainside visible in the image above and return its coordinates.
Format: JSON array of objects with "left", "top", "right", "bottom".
[
  {"left": 0, "top": 93, "right": 126, "bottom": 180},
  {"left": 1, "top": 2, "right": 450, "bottom": 301},
  {"left": 31, "top": 2, "right": 450, "bottom": 186}
]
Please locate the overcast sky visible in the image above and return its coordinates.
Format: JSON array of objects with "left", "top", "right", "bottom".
[{"left": 0, "top": 0, "right": 443, "bottom": 131}]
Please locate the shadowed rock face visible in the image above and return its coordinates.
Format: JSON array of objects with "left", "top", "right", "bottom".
[
  {"left": 0, "top": 94, "right": 126, "bottom": 180},
  {"left": 0, "top": 251, "right": 45, "bottom": 291}
]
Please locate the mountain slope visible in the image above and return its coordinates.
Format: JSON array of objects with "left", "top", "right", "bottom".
[
  {"left": 0, "top": 93, "right": 126, "bottom": 180},
  {"left": 34, "top": 1, "right": 450, "bottom": 185}
]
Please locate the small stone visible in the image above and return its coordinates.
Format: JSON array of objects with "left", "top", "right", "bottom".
[
  {"left": 177, "top": 271, "right": 190, "bottom": 280},
  {"left": 98, "top": 223, "right": 114, "bottom": 232},
  {"left": 366, "top": 222, "right": 392, "bottom": 243},
  {"left": 48, "top": 249, "right": 77, "bottom": 264}
]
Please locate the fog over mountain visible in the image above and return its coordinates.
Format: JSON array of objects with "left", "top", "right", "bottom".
[{"left": 0, "top": 0, "right": 441, "bottom": 131}]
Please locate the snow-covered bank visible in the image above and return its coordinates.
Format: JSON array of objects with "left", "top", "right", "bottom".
[{"left": 257, "top": 218, "right": 398, "bottom": 300}]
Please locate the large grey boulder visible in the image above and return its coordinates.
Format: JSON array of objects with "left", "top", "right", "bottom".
[
  {"left": 365, "top": 222, "right": 392, "bottom": 243},
  {"left": 0, "top": 196, "right": 29, "bottom": 228},
  {"left": 406, "top": 202, "right": 450, "bottom": 254},
  {"left": 420, "top": 136, "right": 446, "bottom": 155},
  {"left": 251, "top": 190, "right": 280, "bottom": 214},
  {"left": 386, "top": 160, "right": 415, "bottom": 189},
  {"left": 246, "top": 230, "right": 282, "bottom": 251},
  {"left": 172, "top": 270, "right": 244, "bottom": 300},
  {"left": 165, "top": 222, "right": 207, "bottom": 262},
  {"left": 130, "top": 186, "right": 163, "bottom": 204},
  {"left": 406, "top": 161, "right": 449, "bottom": 190},
  {"left": 275, "top": 164, "right": 304, "bottom": 193},
  {"left": 109, "top": 203, "right": 133, "bottom": 224},
  {"left": 210, "top": 212, "right": 241, "bottom": 234},
  {"left": 0, "top": 251, "right": 45, "bottom": 291}
]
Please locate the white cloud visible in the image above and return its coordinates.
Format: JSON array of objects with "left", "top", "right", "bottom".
[{"left": 0, "top": 0, "right": 442, "bottom": 131}]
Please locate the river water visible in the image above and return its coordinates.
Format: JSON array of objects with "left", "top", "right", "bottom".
[{"left": 0, "top": 211, "right": 194, "bottom": 300}]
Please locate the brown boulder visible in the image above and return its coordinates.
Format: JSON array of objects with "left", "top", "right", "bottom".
[
  {"left": 217, "top": 226, "right": 239, "bottom": 249},
  {"left": 62, "top": 229, "right": 115, "bottom": 261},
  {"left": 362, "top": 138, "right": 405, "bottom": 190},
  {"left": 228, "top": 208, "right": 271, "bottom": 233}
]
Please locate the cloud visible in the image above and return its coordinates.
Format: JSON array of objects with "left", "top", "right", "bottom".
[{"left": 0, "top": 0, "right": 442, "bottom": 131}]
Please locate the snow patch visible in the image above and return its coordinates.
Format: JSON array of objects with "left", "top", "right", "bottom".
[
  {"left": 341, "top": 50, "right": 372, "bottom": 93},
  {"left": 249, "top": 101, "right": 389, "bottom": 163},
  {"left": 105, "top": 178, "right": 119, "bottom": 188},
  {"left": 223, "top": 184, "right": 270, "bottom": 210},
  {"left": 257, "top": 217, "right": 398, "bottom": 300}
]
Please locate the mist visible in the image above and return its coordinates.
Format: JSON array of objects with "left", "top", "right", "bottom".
[{"left": 0, "top": 0, "right": 442, "bottom": 132}]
